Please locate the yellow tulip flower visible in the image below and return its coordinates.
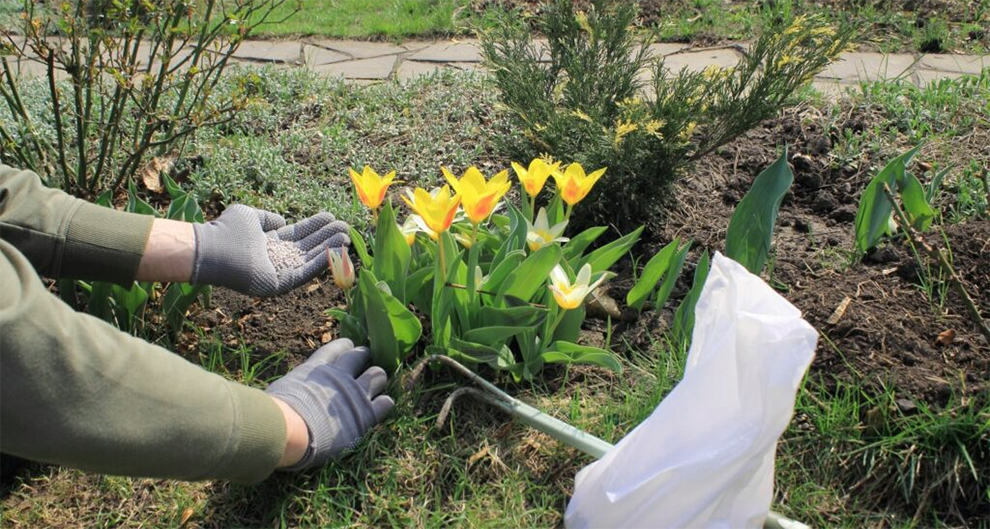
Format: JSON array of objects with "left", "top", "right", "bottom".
[
  {"left": 512, "top": 158, "right": 560, "bottom": 198},
  {"left": 349, "top": 166, "right": 396, "bottom": 210},
  {"left": 401, "top": 186, "right": 461, "bottom": 236},
  {"left": 526, "top": 207, "right": 569, "bottom": 252},
  {"left": 442, "top": 166, "right": 511, "bottom": 225},
  {"left": 553, "top": 163, "right": 606, "bottom": 206},
  {"left": 548, "top": 264, "right": 609, "bottom": 310}
]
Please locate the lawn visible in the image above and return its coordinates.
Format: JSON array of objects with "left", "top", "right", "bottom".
[{"left": 1, "top": 61, "right": 987, "bottom": 527}]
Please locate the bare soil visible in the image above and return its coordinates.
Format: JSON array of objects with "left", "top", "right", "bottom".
[{"left": 653, "top": 106, "right": 989, "bottom": 405}]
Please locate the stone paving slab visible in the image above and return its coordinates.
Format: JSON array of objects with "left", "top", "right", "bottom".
[
  {"left": 407, "top": 41, "right": 483, "bottom": 62},
  {"left": 660, "top": 48, "right": 743, "bottom": 73},
  {"left": 302, "top": 44, "right": 350, "bottom": 66},
  {"left": 642, "top": 43, "right": 695, "bottom": 58},
  {"left": 912, "top": 69, "right": 967, "bottom": 84},
  {"left": 811, "top": 79, "right": 861, "bottom": 99},
  {"left": 396, "top": 60, "right": 449, "bottom": 81},
  {"left": 304, "top": 39, "right": 409, "bottom": 59},
  {"left": 820, "top": 52, "right": 917, "bottom": 81},
  {"left": 313, "top": 55, "right": 397, "bottom": 79},
  {"left": 918, "top": 54, "right": 988, "bottom": 74},
  {"left": 8, "top": 36, "right": 987, "bottom": 99},
  {"left": 228, "top": 40, "right": 304, "bottom": 64}
]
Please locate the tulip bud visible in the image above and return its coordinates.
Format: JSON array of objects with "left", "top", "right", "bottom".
[{"left": 327, "top": 246, "right": 355, "bottom": 291}]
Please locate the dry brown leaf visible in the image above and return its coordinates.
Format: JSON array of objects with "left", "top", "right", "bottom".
[
  {"left": 320, "top": 332, "right": 332, "bottom": 344},
  {"left": 826, "top": 296, "right": 852, "bottom": 325},
  {"left": 935, "top": 329, "right": 956, "bottom": 346},
  {"left": 467, "top": 445, "right": 490, "bottom": 467},
  {"left": 179, "top": 507, "right": 195, "bottom": 526},
  {"left": 139, "top": 154, "right": 176, "bottom": 192},
  {"left": 306, "top": 282, "right": 321, "bottom": 293}
]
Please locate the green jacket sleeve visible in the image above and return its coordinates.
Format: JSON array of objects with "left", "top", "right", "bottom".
[
  {"left": 0, "top": 239, "right": 287, "bottom": 483},
  {"left": 0, "top": 164, "right": 154, "bottom": 284}
]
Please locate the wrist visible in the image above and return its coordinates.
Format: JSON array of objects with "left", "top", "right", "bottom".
[
  {"left": 135, "top": 219, "right": 195, "bottom": 282},
  {"left": 271, "top": 396, "right": 311, "bottom": 468}
]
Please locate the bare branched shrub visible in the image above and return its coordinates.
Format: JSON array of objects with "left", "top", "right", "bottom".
[{"left": 1, "top": 0, "right": 297, "bottom": 197}]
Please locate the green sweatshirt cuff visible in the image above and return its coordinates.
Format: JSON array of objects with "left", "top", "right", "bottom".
[
  {"left": 61, "top": 201, "right": 155, "bottom": 284},
  {"left": 217, "top": 383, "right": 287, "bottom": 484}
]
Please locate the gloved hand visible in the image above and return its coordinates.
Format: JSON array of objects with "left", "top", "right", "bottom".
[
  {"left": 264, "top": 339, "right": 394, "bottom": 471},
  {"left": 191, "top": 204, "right": 350, "bottom": 297}
]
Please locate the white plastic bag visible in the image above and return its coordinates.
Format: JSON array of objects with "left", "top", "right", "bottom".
[{"left": 565, "top": 252, "right": 818, "bottom": 529}]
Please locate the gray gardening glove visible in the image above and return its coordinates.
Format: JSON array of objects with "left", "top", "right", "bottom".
[
  {"left": 264, "top": 339, "right": 394, "bottom": 471},
  {"left": 191, "top": 204, "right": 350, "bottom": 297}
]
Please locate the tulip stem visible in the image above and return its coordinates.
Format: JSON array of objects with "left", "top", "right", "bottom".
[{"left": 564, "top": 203, "right": 573, "bottom": 221}]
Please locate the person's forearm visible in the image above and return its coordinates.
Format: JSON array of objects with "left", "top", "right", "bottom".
[
  {"left": 1, "top": 165, "right": 154, "bottom": 284},
  {"left": 135, "top": 219, "right": 195, "bottom": 283},
  {"left": 271, "top": 397, "right": 309, "bottom": 468},
  {"left": 0, "top": 240, "right": 286, "bottom": 483}
]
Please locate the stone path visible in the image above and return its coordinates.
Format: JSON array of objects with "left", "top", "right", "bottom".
[{"left": 7, "top": 37, "right": 988, "bottom": 97}]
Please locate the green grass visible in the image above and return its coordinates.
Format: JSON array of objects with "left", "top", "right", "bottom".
[
  {"left": 249, "top": 0, "right": 468, "bottom": 39},
  {"left": 3, "top": 0, "right": 988, "bottom": 52}
]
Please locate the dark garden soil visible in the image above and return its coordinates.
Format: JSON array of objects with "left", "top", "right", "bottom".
[
  {"left": 649, "top": 105, "right": 989, "bottom": 406},
  {"left": 179, "top": 104, "right": 988, "bottom": 410}
]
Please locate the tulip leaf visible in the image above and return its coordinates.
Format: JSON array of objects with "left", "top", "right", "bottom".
[
  {"left": 349, "top": 226, "right": 373, "bottom": 268},
  {"left": 431, "top": 232, "right": 463, "bottom": 347},
  {"left": 651, "top": 241, "right": 691, "bottom": 311},
  {"left": 126, "top": 180, "right": 159, "bottom": 216},
  {"left": 546, "top": 193, "right": 565, "bottom": 225},
  {"left": 406, "top": 266, "right": 434, "bottom": 313},
  {"left": 562, "top": 226, "right": 607, "bottom": 261},
  {"left": 327, "top": 308, "right": 368, "bottom": 346},
  {"left": 492, "top": 203, "right": 527, "bottom": 269},
  {"left": 163, "top": 282, "right": 207, "bottom": 335},
  {"left": 489, "top": 213, "right": 510, "bottom": 231},
  {"left": 87, "top": 281, "right": 113, "bottom": 321},
  {"left": 483, "top": 250, "right": 525, "bottom": 294},
  {"left": 360, "top": 270, "right": 420, "bottom": 372},
  {"left": 448, "top": 336, "right": 502, "bottom": 364},
  {"left": 854, "top": 145, "right": 921, "bottom": 256},
  {"left": 372, "top": 202, "right": 410, "bottom": 303},
  {"left": 576, "top": 226, "right": 644, "bottom": 274},
  {"left": 359, "top": 272, "right": 398, "bottom": 370},
  {"left": 478, "top": 304, "right": 547, "bottom": 328},
  {"left": 463, "top": 325, "right": 533, "bottom": 345},
  {"left": 94, "top": 189, "right": 113, "bottom": 207},
  {"left": 552, "top": 305, "right": 585, "bottom": 344},
  {"left": 496, "top": 244, "right": 562, "bottom": 304},
  {"left": 899, "top": 171, "right": 935, "bottom": 232},
  {"left": 725, "top": 150, "right": 793, "bottom": 275},
  {"left": 113, "top": 282, "right": 149, "bottom": 317},
  {"left": 542, "top": 341, "right": 622, "bottom": 373},
  {"left": 626, "top": 238, "right": 680, "bottom": 311},
  {"left": 672, "top": 250, "right": 710, "bottom": 348}
]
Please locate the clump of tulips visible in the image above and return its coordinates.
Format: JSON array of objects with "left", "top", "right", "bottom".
[{"left": 328, "top": 159, "right": 642, "bottom": 379}]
